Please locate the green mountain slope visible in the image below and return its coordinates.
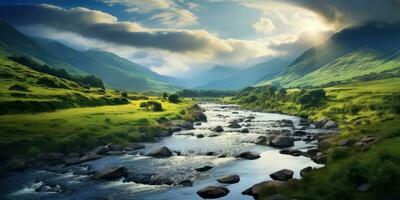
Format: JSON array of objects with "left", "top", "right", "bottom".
[
  {"left": 0, "top": 21, "right": 179, "bottom": 91},
  {"left": 260, "top": 22, "right": 400, "bottom": 87},
  {"left": 196, "top": 58, "right": 290, "bottom": 90}
]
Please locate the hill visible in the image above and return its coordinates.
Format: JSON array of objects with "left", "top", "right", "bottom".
[
  {"left": 259, "top": 22, "right": 400, "bottom": 87},
  {"left": 196, "top": 58, "right": 290, "bottom": 90},
  {"left": 0, "top": 21, "right": 179, "bottom": 92}
]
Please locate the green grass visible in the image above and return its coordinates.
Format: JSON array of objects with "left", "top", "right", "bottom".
[
  {"left": 0, "top": 56, "right": 129, "bottom": 114},
  {"left": 0, "top": 99, "right": 192, "bottom": 158},
  {"left": 234, "top": 78, "right": 400, "bottom": 199}
]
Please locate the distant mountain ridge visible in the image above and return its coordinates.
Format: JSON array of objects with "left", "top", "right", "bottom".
[
  {"left": 195, "top": 58, "right": 290, "bottom": 90},
  {"left": 259, "top": 21, "right": 400, "bottom": 87},
  {"left": 0, "top": 21, "right": 180, "bottom": 91}
]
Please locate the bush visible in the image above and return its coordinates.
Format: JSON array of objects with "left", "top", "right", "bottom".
[
  {"left": 330, "top": 147, "right": 350, "bottom": 161},
  {"left": 140, "top": 101, "right": 163, "bottom": 111},
  {"left": 168, "top": 94, "right": 180, "bottom": 103},
  {"left": 162, "top": 92, "right": 169, "bottom": 99},
  {"left": 8, "top": 83, "right": 29, "bottom": 91},
  {"left": 297, "top": 89, "right": 326, "bottom": 107},
  {"left": 121, "top": 92, "right": 128, "bottom": 98},
  {"left": 343, "top": 103, "right": 362, "bottom": 115},
  {"left": 37, "top": 76, "right": 68, "bottom": 88},
  {"left": 386, "top": 95, "right": 400, "bottom": 114},
  {"left": 369, "top": 160, "right": 400, "bottom": 188}
]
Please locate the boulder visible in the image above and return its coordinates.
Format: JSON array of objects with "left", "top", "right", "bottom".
[
  {"left": 324, "top": 120, "right": 338, "bottom": 129},
  {"left": 92, "top": 167, "right": 127, "bottom": 181},
  {"left": 130, "top": 143, "right": 145, "bottom": 150},
  {"left": 212, "top": 126, "right": 224, "bottom": 133},
  {"left": 197, "top": 186, "right": 230, "bottom": 199},
  {"left": 236, "top": 152, "right": 260, "bottom": 160},
  {"left": 80, "top": 153, "right": 102, "bottom": 163},
  {"left": 278, "top": 119, "right": 294, "bottom": 127},
  {"left": 146, "top": 146, "right": 173, "bottom": 158},
  {"left": 270, "top": 136, "right": 295, "bottom": 147},
  {"left": 106, "top": 151, "right": 125, "bottom": 155},
  {"left": 158, "top": 131, "right": 171, "bottom": 137},
  {"left": 182, "top": 122, "right": 194, "bottom": 130},
  {"left": 255, "top": 136, "right": 268, "bottom": 145},
  {"left": 175, "top": 132, "right": 195, "bottom": 136},
  {"left": 195, "top": 165, "right": 213, "bottom": 172},
  {"left": 293, "top": 130, "right": 308, "bottom": 136},
  {"left": 35, "top": 183, "right": 65, "bottom": 193},
  {"left": 217, "top": 174, "right": 240, "bottom": 184},
  {"left": 228, "top": 122, "right": 242, "bottom": 128},
  {"left": 318, "top": 139, "right": 332, "bottom": 150},
  {"left": 106, "top": 144, "right": 122, "bottom": 151},
  {"left": 63, "top": 156, "right": 81, "bottom": 166},
  {"left": 195, "top": 122, "right": 202, "bottom": 126},
  {"left": 299, "top": 118, "right": 310, "bottom": 126},
  {"left": 315, "top": 118, "right": 329, "bottom": 128},
  {"left": 300, "top": 166, "right": 313, "bottom": 177},
  {"left": 91, "top": 146, "right": 110, "bottom": 155},
  {"left": 36, "top": 153, "right": 64, "bottom": 165},
  {"left": 178, "top": 179, "right": 193, "bottom": 187},
  {"left": 269, "top": 169, "right": 294, "bottom": 181},
  {"left": 312, "top": 154, "right": 327, "bottom": 164},
  {"left": 242, "top": 180, "right": 286, "bottom": 198},
  {"left": 192, "top": 111, "right": 207, "bottom": 122},
  {"left": 241, "top": 128, "right": 250, "bottom": 133},
  {"left": 197, "top": 134, "right": 205, "bottom": 138}
]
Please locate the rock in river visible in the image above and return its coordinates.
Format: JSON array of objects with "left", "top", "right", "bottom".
[
  {"left": 197, "top": 186, "right": 230, "bottom": 199},
  {"left": 195, "top": 165, "right": 213, "bottom": 172},
  {"left": 270, "top": 136, "right": 295, "bottom": 147},
  {"left": 146, "top": 146, "right": 173, "bottom": 158},
  {"left": 212, "top": 126, "right": 224, "bottom": 132},
  {"left": 269, "top": 169, "right": 294, "bottom": 181},
  {"left": 242, "top": 180, "right": 286, "bottom": 198},
  {"left": 92, "top": 167, "right": 128, "bottom": 181},
  {"left": 217, "top": 174, "right": 240, "bottom": 184},
  {"left": 235, "top": 151, "right": 260, "bottom": 160},
  {"left": 300, "top": 166, "right": 313, "bottom": 177}
]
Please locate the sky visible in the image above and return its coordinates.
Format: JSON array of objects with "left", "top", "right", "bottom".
[{"left": 1, "top": 0, "right": 400, "bottom": 77}]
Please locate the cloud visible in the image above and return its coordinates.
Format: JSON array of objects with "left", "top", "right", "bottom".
[
  {"left": 150, "top": 7, "right": 198, "bottom": 27},
  {"left": 100, "top": 0, "right": 173, "bottom": 13},
  {"left": 253, "top": 17, "right": 276, "bottom": 34},
  {"left": 0, "top": 4, "right": 275, "bottom": 75},
  {"left": 99, "top": 0, "right": 198, "bottom": 27}
]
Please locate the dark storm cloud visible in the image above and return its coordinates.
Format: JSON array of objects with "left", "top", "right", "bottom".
[
  {"left": 0, "top": 4, "right": 230, "bottom": 53},
  {"left": 285, "top": 0, "right": 400, "bottom": 26}
]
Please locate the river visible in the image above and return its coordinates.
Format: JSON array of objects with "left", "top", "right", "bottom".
[{"left": 0, "top": 103, "right": 335, "bottom": 200}]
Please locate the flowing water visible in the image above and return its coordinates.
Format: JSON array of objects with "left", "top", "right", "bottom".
[{"left": 0, "top": 103, "right": 335, "bottom": 200}]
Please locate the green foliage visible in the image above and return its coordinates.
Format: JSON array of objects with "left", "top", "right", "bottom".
[
  {"left": 121, "top": 91, "right": 128, "bottom": 98},
  {"left": 330, "top": 147, "right": 350, "bottom": 161},
  {"left": 168, "top": 94, "right": 180, "bottom": 103},
  {"left": 162, "top": 92, "right": 169, "bottom": 99},
  {"left": 296, "top": 89, "right": 326, "bottom": 107},
  {"left": 386, "top": 95, "right": 400, "bottom": 114},
  {"left": 140, "top": 101, "right": 163, "bottom": 111},
  {"left": 8, "top": 83, "right": 29, "bottom": 91}
]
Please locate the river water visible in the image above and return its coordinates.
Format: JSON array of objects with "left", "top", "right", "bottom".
[{"left": 0, "top": 103, "right": 333, "bottom": 200}]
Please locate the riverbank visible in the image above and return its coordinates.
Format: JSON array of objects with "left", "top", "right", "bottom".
[
  {"left": 0, "top": 103, "right": 329, "bottom": 200},
  {"left": 0, "top": 99, "right": 197, "bottom": 162},
  {"left": 232, "top": 78, "right": 400, "bottom": 199}
]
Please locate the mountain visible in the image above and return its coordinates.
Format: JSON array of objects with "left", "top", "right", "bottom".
[
  {"left": 259, "top": 22, "right": 400, "bottom": 87},
  {"left": 196, "top": 58, "right": 290, "bottom": 90},
  {"left": 0, "top": 21, "right": 179, "bottom": 91}
]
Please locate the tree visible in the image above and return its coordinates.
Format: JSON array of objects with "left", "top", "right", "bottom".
[
  {"left": 162, "top": 92, "right": 169, "bottom": 99},
  {"left": 140, "top": 101, "right": 163, "bottom": 111},
  {"left": 278, "top": 88, "right": 287, "bottom": 97},
  {"left": 168, "top": 94, "right": 180, "bottom": 103},
  {"left": 121, "top": 92, "right": 128, "bottom": 98}
]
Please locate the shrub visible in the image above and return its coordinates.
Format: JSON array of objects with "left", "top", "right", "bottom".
[
  {"left": 343, "top": 103, "right": 362, "bottom": 115},
  {"left": 121, "top": 92, "right": 128, "bottom": 98},
  {"left": 37, "top": 76, "right": 68, "bottom": 88},
  {"left": 369, "top": 160, "right": 400, "bottom": 188},
  {"left": 330, "top": 147, "right": 350, "bottom": 161},
  {"left": 168, "top": 94, "right": 180, "bottom": 103},
  {"left": 162, "top": 92, "right": 169, "bottom": 99},
  {"left": 297, "top": 89, "right": 326, "bottom": 107},
  {"left": 8, "top": 83, "right": 29, "bottom": 91},
  {"left": 386, "top": 95, "right": 400, "bottom": 114},
  {"left": 140, "top": 101, "right": 163, "bottom": 111}
]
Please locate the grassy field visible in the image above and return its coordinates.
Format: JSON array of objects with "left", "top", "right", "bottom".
[
  {"left": 0, "top": 99, "right": 192, "bottom": 158},
  {"left": 233, "top": 78, "right": 400, "bottom": 199}
]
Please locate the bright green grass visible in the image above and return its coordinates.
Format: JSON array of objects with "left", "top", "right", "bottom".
[{"left": 0, "top": 99, "right": 192, "bottom": 157}]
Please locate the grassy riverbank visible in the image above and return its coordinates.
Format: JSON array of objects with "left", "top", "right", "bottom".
[
  {"left": 233, "top": 78, "right": 400, "bottom": 199},
  {"left": 0, "top": 56, "right": 195, "bottom": 159},
  {"left": 0, "top": 99, "right": 193, "bottom": 158}
]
